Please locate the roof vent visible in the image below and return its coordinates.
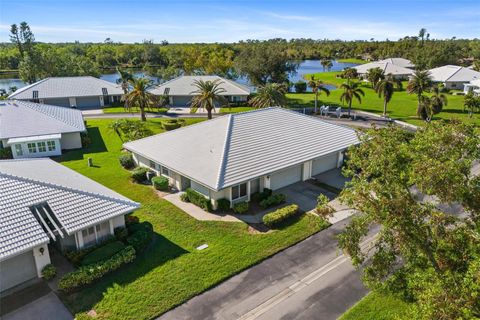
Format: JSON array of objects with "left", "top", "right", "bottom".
[
  {"left": 32, "top": 90, "right": 39, "bottom": 99},
  {"left": 31, "top": 202, "right": 65, "bottom": 240},
  {"left": 102, "top": 88, "right": 108, "bottom": 95},
  {"left": 163, "top": 88, "right": 170, "bottom": 95}
]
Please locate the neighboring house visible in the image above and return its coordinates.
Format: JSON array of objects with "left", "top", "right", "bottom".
[
  {"left": 0, "top": 100, "right": 86, "bottom": 158},
  {"left": 149, "top": 75, "right": 251, "bottom": 107},
  {"left": 354, "top": 61, "right": 414, "bottom": 80},
  {"left": 377, "top": 58, "right": 415, "bottom": 69},
  {"left": 427, "top": 65, "right": 480, "bottom": 89},
  {"left": 0, "top": 158, "right": 139, "bottom": 293},
  {"left": 464, "top": 79, "right": 480, "bottom": 95},
  {"left": 124, "top": 108, "right": 359, "bottom": 210},
  {"left": 8, "top": 76, "right": 123, "bottom": 109}
]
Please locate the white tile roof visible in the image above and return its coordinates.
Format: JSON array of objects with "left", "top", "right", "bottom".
[
  {"left": 0, "top": 158, "right": 139, "bottom": 260},
  {"left": 149, "top": 75, "right": 251, "bottom": 96},
  {"left": 378, "top": 58, "right": 415, "bottom": 68},
  {"left": 0, "top": 100, "right": 86, "bottom": 140},
  {"left": 354, "top": 62, "right": 414, "bottom": 76},
  {"left": 124, "top": 108, "right": 359, "bottom": 190},
  {"left": 8, "top": 76, "right": 123, "bottom": 100},
  {"left": 427, "top": 65, "right": 480, "bottom": 83}
]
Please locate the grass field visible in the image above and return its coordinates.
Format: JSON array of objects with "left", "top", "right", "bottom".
[
  {"left": 293, "top": 71, "right": 478, "bottom": 126},
  {"left": 102, "top": 105, "right": 168, "bottom": 114},
  {"left": 337, "top": 58, "right": 368, "bottom": 64},
  {"left": 58, "top": 118, "right": 328, "bottom": 320},
  {"left": 340, "top": 292, "right": 411, "bottom": 320}
]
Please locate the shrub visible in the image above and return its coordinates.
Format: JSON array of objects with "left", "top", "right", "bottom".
[
  {"left": 294, "top": 81, "right": 307, "bottom": 93},
  {"left": 162, "top": 119, "right": 185, "bottom": 131},
  {"left": 81, "top": 241, "right": 126, "bottom": 266},
  {"left": 233, "top": 201, "right": 249, "bottom": 214},
  {"left": 119, "top": 153, "right": 135, "bottom": 169},
  {"left": 125, "top": 214, "right": 139, "bottom": 225},
  {"left": 58, "top": 246, "right": 136, "bottom": 292},
  {"left": 126, "top": 222, "right": 153, "bottom": 252},
  {"left": 259, "top": 193, "right": 286, "bottom": 209},
  {"left": 152, "top": 176, "right": 169, "bottom": 191},
  {"left": 180, "top": 193, "right": 190, "bottom": 202},
  {"left": 41, "top": 264, "right": 57, "bottom": 280},
  {"left": 263, "top": 204, "right": 299, "bottom": 228},
  {"left": 0, "top": 147, "right": 12, "bottom": 159},
  {"left": 217, "top": 198, "right": 231, "bottom": 212},
  {"left": 185, "top": 188, "right": 212, "bottom": 212},
  {"left": 251, "top": 188, "right": 272, "bottom": 203},
  {"left": 81, "top": 132, "right": 91, "bottom": 148},
  {"left": 131, "top": 167, "right": 149, "bottom": 183},
  {"left": 64, "top": 236, "right": 116, "bottom": 266},
  {"left": 316, "top": 194, "right": 334, "bottom": 217},
  {"left": 114, "top": 227, "right": 129, "bottom": 241}
]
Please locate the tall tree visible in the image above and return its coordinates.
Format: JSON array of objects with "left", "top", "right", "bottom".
[
  {"left": 338, "top": 122, "right": 480, "bottom": 320},
  {"left": 10, "top": 22, "right": 35, "bottom": 59},
  {"left": 375, "top": 74, "right": 402, "bottom": 116},
  {"left": 419, "top": 28, "right": 427, "bottom": 46},
  {"left": 116, "top": 67, "right": 134, "bottom": 94},
  {"left": 320, "top": 59, "right": 333, "bottom": 72},
  {"left": 342, "top": 67, "right": 358, "bottom": 84},
  {"left": 366, "top": 67, "right": 384, "bottom": 88},
  {"left": 189, "top": 79, "right": 228, "bottom": 119},
  {"left": 249, "top": 83, "right": 287, "bottom": 109},
  {"left": 340, "top": 81, "right": 365, "bottom": 117},
  {"left": 123, "top": 77, "right": 158, "bottom": 121},
  {"left": 407, "top": 70, "right": 433, "bottom": 118},
  {"left": 464, "top": 92, "right": 479, "bottom": 117},
  {"left": 307, "top": 75, "right": 330, "bottom": 113}
]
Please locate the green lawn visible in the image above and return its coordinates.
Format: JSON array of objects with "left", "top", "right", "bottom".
[
  {"left": 220, "top": 106, "right": 256, "bottom": 113},
  {"left": 57, "top": 118, "right": 328, "bottom": 320},
  {"left": 103, "top": 106, "right": 168, "bottom": 114},
  {"left": 337, "top": 58, "right": 368, "bottom": 64},
  {"left": 291, "top": 71, "right": 478, "bottom": 126},
  {"left": 340, "top": 292, "right": 411, "bottom": 320}
]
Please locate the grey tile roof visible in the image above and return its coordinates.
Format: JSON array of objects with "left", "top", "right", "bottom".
[
  {"left": 149, "top": 75, "right": 251, "bottom": 96},
  {"left": 124, "top": 108, "right": 360, "bottom": 190},
  {"left": 0, "top": 158, "right": 139, "bottom": 260},
  {"left": 8, "top": 76, "right": 124, "bottom": 100},
  {"left": 0, "top": 100, "right": 86, "bottom": 140},
  {"left": 378, "top": 58, "right": 415, "bottom": 68},
  {"left": 428, "top": 65, "right": 480, "bottom": 82},
  {"left": 354, "top": 62, "right": 414, "bottom": 76}
]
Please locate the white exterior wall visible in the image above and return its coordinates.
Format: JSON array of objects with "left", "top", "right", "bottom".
[
  {"left": 74, "top": 216, "right": 125, "bottom": 249},
  {"left": 111, "top": 215, "right": 126, "bottom": 230},
  {"left": 33, "top": 244, "right": 51, "bottom": 278},
  {"left": 60, "top": 132, "right": 82, "bottom": 149},
  {"left": 444, "top": 81, "right": 466, "bottom": 90},
  {"left": 8, "top": 139, "right": 61, "bottom": 159}
]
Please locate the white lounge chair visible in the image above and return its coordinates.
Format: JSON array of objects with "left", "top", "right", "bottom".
[{"left": 335, "top": 107, "right": 342, "bottom": 118}]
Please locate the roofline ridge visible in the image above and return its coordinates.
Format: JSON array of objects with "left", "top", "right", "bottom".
[
  {"left": 149, "top": 75, "right": 183, "bottom": 91},
  {"left": 215, "top": 114, "right": 233, "bottom": 189},
  {"left": 8, "top": 78, "right": 49, "bottom": 98},
  {"left": 222, "top": 78, "right": 251, "bottom": 94},
  {"left": 0, "top": 170, "right": 139, "bottom": 209},
  {"left": 445, "top": 65, "right": 465, "bottom": 81}
]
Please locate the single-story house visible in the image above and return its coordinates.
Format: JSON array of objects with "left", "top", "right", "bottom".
[
  {"left": 0, "top": 158, "right": 139, "bottom": 293},
  {"left": 354, "top": 61, "right": 414, "bottom": 80},
  {"left": 428, "top": 65, "right": 480, "bottom": 89},
  {"left": 0, "top": 100, "right": 86, "bottom": 158},
  {"left": 464, "top": 79, "right": 480, "bottom": 95},
  {"left": 124, "top": 108, "right": 359, "bottom": 210},
  {"left": 378, "top": 58, "right": 415, "bottom": 69},
  {"left": 149, "top": 75, "right": 251, "bottom": 107},
  {"left": 8, "top": 76, "right": 124, "bottom": 109}
]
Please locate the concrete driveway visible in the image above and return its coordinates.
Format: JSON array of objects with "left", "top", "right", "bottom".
[
  {"left": 278, "top": 181, "right": 336, "bottom": 212},
  {"left": 3, "top": 292, "right": 72, "bottom": 320}
]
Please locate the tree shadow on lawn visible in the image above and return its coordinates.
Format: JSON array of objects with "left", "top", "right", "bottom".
[
  {"left": 61, "top": 232, "right": 188, "bottom": 314},
  {"left": 57, "top": 127, "right": 107, "bottom": 161}
]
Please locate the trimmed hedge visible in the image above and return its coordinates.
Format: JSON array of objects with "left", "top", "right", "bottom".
[
  {"left": 259, "top": 193, "right": 286, "bottom": 209},
  {"left": 251, "top": 188, "right": 272, "bottom": 203},
  {"left": 152, "top": 176, "right": 169, "bottom": 191},
  {"left": 119, "top": 153, "right": 135, "bottom": 169},
  {"left": 217, "top": 198, "right": 230, "bottom": 212},
  {"left": 81, "top": 241, "right": 126, "bottom": 266},
  {"left": 126, "top": 222, "right": 153, "bottom": 252},
  {"left": 65, "top": 235, "right": 116, "bottom": 266},
  {"left": 41, "top": 264, "right": 57, "bottom": 280},
  {"left": 114, "top": 226, "right": 129, "bottom": 241},
  {"left": 131, "top": 167, "right": 149, "bottom": 183},
  {"left": 263, "top": 204, "right": 299, "bottom": 228},
  {"left": 185, "top": 188, "right": 212, "bottom": 212},
  {"left": 180, "top": 193, "right": 189, "bottom": 202},
  {"left": 59, "top": 246, "right": 136, "bottom": 292},
  {"left": 162, "top": 119, "right": 185, "bottom": 131},
  {"left": 233, "top": 201, "right": 249, "bottom": 214}
]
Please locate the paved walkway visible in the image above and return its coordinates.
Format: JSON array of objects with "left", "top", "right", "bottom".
[
  {"left": 158, "top": 218, "right": 375, "bottom": 320},
  {"left": 3, "top": 292, "right": 72, "bottom": 320}
]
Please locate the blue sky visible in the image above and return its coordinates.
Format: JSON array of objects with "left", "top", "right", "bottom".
[{"left": 0, "top": 0, "right": 479, "bottom": 43}]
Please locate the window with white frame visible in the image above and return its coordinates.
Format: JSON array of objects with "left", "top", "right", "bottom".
[
  {"left": 27, "top": 143, "right": 37, "bottom": 153},
  {"left": 37, "top": 141, "right": 46, "bottom": 152},
  {"left": 162, "top": 166, "right": 169, "bottom": 177},
  {"left": 14, "top": 144, "right": 23, "bottom": 156},
  {"left": 149, "top": 160, "right": 157, "bottom": 169},
  {"left": 47, "top": 140, "right": 56, "bottom": 151},
  {"left": 231, "top": 183, "right": 247, "bottom": 200}
]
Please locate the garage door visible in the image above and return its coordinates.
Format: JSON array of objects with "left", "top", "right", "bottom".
[
  {"left": 172, "top": 96, "right": 192, "bottom": 107},
  {"left": 312, "top": 153, "right": 338, "bottom": 176},
  {"left": 270, "top": 165, "right": 302, "bottom": 190},
  {"left": 0, "top": 251, "right": 37, "bottom": 292},
  {"left": 76, "top": 96, "right": 101, "bottom": 109},
  {"left": 44, "top": 98, "right": 71, "bottom": 107}
]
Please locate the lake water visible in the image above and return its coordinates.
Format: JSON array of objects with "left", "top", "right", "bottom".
[{"left": 0, "top": 60, "right": 358, "bottom": 93}]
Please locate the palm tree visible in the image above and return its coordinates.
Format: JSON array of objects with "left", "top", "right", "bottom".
[
  {"left": 321, "top": 59, "right": 333, "bottom": 72},
  {"left": 123, "top": 77, "right": 157, "bottom": 121},
  {"left": 429, "top": 86, "right": 448, "bottom": 114},
  {"left": 407, "top": 70, "right": 433, "bottom": 118},
  {"left": 340, "top": 82, "right": 365, "bottom": 117},
  {"left": 116, "top": 67, "right": 133, "bottom": 94},
  {"left": 307, "top": 75, "right": 330, "bottom": 113},
  {"left": 419, "top": 28, "right": 427, "bottom": 46},
  {"left": 342, "top": 67, "right": 358, "bottom": 84},
  {"left": 189, "top": 79, "right": 227, "bottom": 119},
  {"left": 464, "top": 92, "right": 479, "bottom": 118},
  {"left": 249, "top": 83, "right": 287, "bottom": 109},
  {"left": 366, "top": 67, "right": 384, "bottom": 88},
  {"left": 375, "top": 74, "right": 402, "bottom": 116}
]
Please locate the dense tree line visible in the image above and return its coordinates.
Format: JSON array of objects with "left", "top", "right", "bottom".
[{"left": 2, "top": 22, "right": 480, "bottom": 84}]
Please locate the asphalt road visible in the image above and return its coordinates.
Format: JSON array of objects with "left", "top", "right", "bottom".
[{"left": 158, "top": 218, "right": 375, "bottom": 320}]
